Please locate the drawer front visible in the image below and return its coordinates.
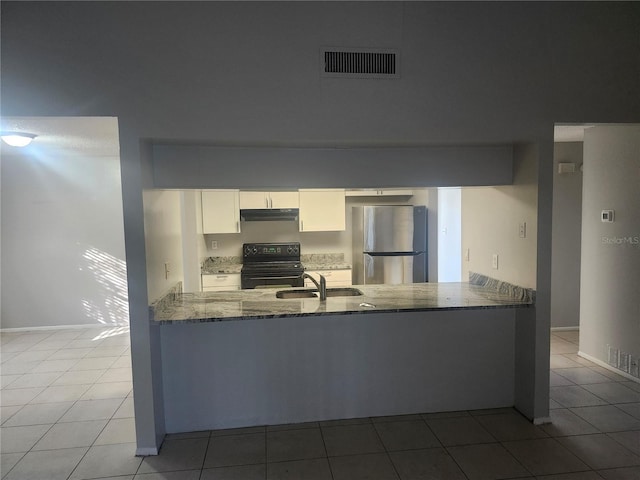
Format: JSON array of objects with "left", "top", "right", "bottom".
[
  {"left": 202, "top": 274, "right": 241, "bottom": 289},
  {"left": 303, "top": 270, "right": 352, "bottom": 287}
]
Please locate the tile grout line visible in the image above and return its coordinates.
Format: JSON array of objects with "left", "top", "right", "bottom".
[
  {"left": 370, "top": 418, "right": 402, "bottom": 479},
  {"left": 317, "top": 422, "right": 335, "bottom": 480}
]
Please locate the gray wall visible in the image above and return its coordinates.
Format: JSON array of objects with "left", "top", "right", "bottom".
[
  {"left": 551, "top": 143, "right": 583, "bottom": 329},
  {"left": 161, "top": 309, "right": 516, "bottom": 432},
  {"left": 0, "top": 119, "right": 128, "bottom": 329},
  {"left": 2, "top": 1, "right": 639, "bottom": 451},
  {"left": 579, "top": 126, "right": 640, "bottom": 370}
]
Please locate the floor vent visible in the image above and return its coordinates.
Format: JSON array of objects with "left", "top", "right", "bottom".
[{"left": 321, "top": 48, "right": 399, "bottom": 78}]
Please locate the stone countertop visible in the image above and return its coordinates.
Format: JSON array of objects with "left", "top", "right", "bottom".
[
  {"left": 301, "top": 253, "right": 350, "bottom": 271},
  {"left": 151, "top": 281, "right": 533, "bottom": 325},
  {"left": 303, "top": 262, "right": 351, "bottom": 271},
  {"left": 201, "top": 257, "right": 242, "bottom": 275}
]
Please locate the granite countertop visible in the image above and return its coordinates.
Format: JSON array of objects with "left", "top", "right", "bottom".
[
  {"left": 201, "top": 256, "right": 242, "bottom": 274},
  {"left": 303, "top": 263, "right": 351, "bottom": 271},
  {"left": 151, "top": 275, "right": 534, "bottom": 325},
  {"left": 301, "top": 253, "right": 351, "bottom": 271}
]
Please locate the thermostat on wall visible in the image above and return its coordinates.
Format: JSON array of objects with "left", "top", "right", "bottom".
[{"left": 601, "top": 210, "right": 615, "bottom": 222}]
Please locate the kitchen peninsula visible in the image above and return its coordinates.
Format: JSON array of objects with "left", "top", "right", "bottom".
[
  {"left": 152, "top": 275, "right": 533, "bottom": 324},
  {"left": 153, "top": 274, "right": 534, "bottom": 434}
]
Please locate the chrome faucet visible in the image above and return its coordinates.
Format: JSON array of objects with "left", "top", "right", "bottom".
[{"left": 302, "top": 272, "right": 327, "bottom": 301}]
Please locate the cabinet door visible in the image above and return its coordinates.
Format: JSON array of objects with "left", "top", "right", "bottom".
[
  {"left": 269, "top": 191, "right": 299, "bottom": 209},
  {"left": 239, "top": 191, "right": 268, "bottom": 209},
  {"left": 299, "top": 189, "right": 346, "bottom": 232},
  {"left": 202, "top": 190, "right": 240, "bottom": 234}
]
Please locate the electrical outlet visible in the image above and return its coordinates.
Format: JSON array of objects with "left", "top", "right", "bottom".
[
  {"left": 492, "top": 253, "right": 499, "bottom": 269},
  {"left": 211, "top": 240, "right": 218, "bottom": 250},
  {"left": 519, "top": 222, "right": 527, "bottom": 238}
]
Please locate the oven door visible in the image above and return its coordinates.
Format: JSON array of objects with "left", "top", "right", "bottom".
[{"left": 241, "top": 274, "right": 304, "bottom": 290}]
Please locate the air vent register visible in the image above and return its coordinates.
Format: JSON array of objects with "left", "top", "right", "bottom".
[{"left": 321, "top": 48, "right": 399, "bottom": 78}]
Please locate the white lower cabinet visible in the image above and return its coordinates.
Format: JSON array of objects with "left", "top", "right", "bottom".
[
  {"left": 303, "top": 269, "right": 352, "bottom": 288},
  {"left": 202, "top": 273, "right": 241, "bottom": 292}
]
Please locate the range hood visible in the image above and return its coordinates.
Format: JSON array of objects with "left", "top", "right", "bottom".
[{"left": 240, "top": 208, "right": 299, "bottom": 222}]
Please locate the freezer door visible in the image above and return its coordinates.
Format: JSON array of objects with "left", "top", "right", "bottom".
[
  {"left": 364, "top": 253, "right": 417, "bottom": 284},
  {"left": 363, "top": 206, "right": 414, "bottom": 253}
]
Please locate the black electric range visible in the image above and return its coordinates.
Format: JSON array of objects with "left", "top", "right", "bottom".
[{"left": 241, "top": 242, "right": 304, "bottom": 289}]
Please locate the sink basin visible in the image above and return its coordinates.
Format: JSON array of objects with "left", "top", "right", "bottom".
[
  {"left": 325, "top": 288, "right": 364, "bottom": 297},
  {"left": 276, "top": 288, "right": 363, "bottom": 299},
  {"left": 276, "top": 290, "right": 318, "bottom": 299}
]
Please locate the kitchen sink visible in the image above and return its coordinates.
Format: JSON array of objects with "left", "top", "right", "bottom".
[
  {"left": 276, "top": 288, "right": 364, "bottom": 299},
  {"left": 325, "top": 288, "right": 364, "bottom": 297}
]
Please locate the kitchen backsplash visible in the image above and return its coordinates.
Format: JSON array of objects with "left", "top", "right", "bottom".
[{"left": 201, "top": 253, "right": 350, "bottom": 274}]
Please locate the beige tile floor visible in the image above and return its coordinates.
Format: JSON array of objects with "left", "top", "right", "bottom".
[{"left": 1, "top": 327, "right": 639, "bottom": 479}]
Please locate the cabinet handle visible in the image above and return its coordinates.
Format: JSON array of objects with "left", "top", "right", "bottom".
[
  {"left": 269, "top": 197, "right": 273, "bottom": 209},
  {"left": 236, "top": 221, "right": 239, "bottom": 232},
  {"left": 300, "top": 220, "right": 304, "bottom": 231}
]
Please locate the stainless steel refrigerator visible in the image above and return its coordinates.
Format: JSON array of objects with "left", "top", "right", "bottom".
[{"left": 352, "top": 205, "right": 428, "bottom": 285}]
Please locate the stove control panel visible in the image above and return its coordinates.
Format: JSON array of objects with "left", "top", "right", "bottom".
[{"left": 243, "top": 242, "right": 300, "bottom": 260}]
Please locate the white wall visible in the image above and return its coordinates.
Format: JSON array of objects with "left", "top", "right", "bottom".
[
  {"left": 551, "top": 143, "right": 583, "bottom": 328},
  {"left": 1, "top": 120, "right": 128, "bottom": 329},
  {"left": 461, "top": 145, "right": 538, "bottom": 289},
  {"left": 579, "top": 126, "right": 640, "bottom": 371},
  {"left": 143, "top": 190, "right": 184, "bottom": 303},
  {"left": 437, "top": 188, "right": 462, "bottom": 282}
]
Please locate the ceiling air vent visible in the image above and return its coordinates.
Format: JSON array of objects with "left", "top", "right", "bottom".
[{"left": 321, "top": 48, "right": 399, "bottom": 79}]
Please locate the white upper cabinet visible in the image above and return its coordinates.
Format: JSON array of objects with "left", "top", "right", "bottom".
[
  {"left": 239, "top": 191, "right": 299, "bottom": 209},
  {"left": 201, "top": 190, "right": 241, "bottom": 234},
  {"left": 298, "top": 189, "right": 346, "bottom": 232}
]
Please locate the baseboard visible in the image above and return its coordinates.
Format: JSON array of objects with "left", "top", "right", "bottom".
[
  {"left": 533, "top": 416, "right": 552, "bottom": 425},
  {"left": 0, "top": 323, "right": 128, "bottom": 333},
  {"left": 135, "top": 447, "right": 159, "bottom": 457},
  {"left": 551, "top": 326, "right": 579, "bottom": 331},
  {"left": 578, "top": 350, "right": 640, "bottom": 384}
]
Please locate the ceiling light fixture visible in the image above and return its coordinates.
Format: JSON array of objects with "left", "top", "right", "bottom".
[{"left": 1, "top": 131, "right": 38, "bottom": 147}]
